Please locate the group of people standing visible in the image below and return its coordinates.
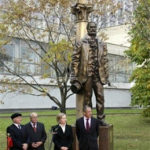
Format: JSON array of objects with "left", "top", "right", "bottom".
[
  {"left": 7, "top": 112, "right": 47, "bottom": 150},
  {"left": 7, "top": 106, "right": 106, "bottom": 150}
]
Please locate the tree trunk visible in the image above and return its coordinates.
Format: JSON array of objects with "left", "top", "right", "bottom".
[
  {"left": 60, "top": 105, "right": 66, "bottom": 113},
  {"left": 60, "top": 96, "right": 66, "bottom": 113}
]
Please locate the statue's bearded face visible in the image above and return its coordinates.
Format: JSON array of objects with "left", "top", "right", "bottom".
[{"left": 87, "top": 23, "right": 97, "bottom": 36}]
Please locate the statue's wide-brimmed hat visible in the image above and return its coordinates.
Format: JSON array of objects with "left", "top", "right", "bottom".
[{"left": 71, "top": 80, "right": 82, "bottom": 94}]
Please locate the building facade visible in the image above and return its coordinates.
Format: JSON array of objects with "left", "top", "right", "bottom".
[{"left": 0, "top": 0, "right": 137, "bottom": 109}]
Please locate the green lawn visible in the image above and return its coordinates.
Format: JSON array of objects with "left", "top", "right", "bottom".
[{"left": 0, "top": 109, "right": 149, "bottom": 150}]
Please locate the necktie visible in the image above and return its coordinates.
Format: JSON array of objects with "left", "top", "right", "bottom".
[
  {"left": 18, "top": 125, "right": 21, "bottom": 130},
  {"left": 33, "top": 123, "right": 36, "bottom": 132},
  {"left": 86, "top": 119, "right": 90, "bottom": 131}
]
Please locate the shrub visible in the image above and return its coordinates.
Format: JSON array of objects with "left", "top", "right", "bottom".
[{"left": 142, "top": 107, "right": 150, "bottom": 117}]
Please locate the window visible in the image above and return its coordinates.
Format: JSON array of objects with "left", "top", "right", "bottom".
[
  {"left": 19, "top": 40, "right": 41, "bottom": 75},
  {"left": 108, "top": 54, "right": 134, "bottom": 83},
  {"left": 30, "top": 18, "right": 46, "bottom": 29},
  {"left": 0, "top": 42, "right": 15, "bottom": 74},
  {"left": 95, "top": 0, "right": 136, "bottom": 28},
  {"left": 0, "top": 38, "right": 44, "bottom": 75}
]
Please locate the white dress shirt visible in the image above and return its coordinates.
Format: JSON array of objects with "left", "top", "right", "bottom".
[
  {"left": 30, "top": 122, "right": 37, "bottom": 128},
  {"left": 84, "top": 116, "right": 91, "bottom": 129},
  {"left": 59, "top": 124, "right": 66, "bottom": 133},
  {"left": 14, "top": 123, "right": 21, "bottom": 129}
]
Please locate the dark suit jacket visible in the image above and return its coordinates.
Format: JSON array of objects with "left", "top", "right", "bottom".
[
  {"left": 52, "top": 124, "right": 73, "bottom": 150},
  {"left": 7, "top": 124, "right": 26, "bottom": 150},
  {"left": 25, "top": 122, "right": 47, "bottom": 150},
  {"left": 76, "top": 117, "right": 99, "bottom": 150}
]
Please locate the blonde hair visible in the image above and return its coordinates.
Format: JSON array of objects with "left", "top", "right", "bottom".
[{"left": 56, "top": 113, "right": 66, "bottom": 123}]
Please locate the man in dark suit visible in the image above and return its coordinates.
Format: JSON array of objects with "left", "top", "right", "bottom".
[
  {"left": 7, "top": 113, "right": 28, "bottom": 150},
  {"left": 76, "top": 106, "right": 105, "bottom": 150},
  {"left": 25, "top": 112, "right": 47, "bottom": 150}
]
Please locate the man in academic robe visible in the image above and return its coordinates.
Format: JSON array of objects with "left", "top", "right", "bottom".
[{"left": 7, "top": 113, "right": 28, "bottom": 150}]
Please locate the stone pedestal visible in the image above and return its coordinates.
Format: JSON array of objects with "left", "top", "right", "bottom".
[
  {"left": 99, "top": 125, "right": 113, "bottom": 150},
  {"left": 72, "top": 126, "right": 79, "bottom": 150},
  {"left": 72, "top": 125, "right": 113, "bottom": 150}
]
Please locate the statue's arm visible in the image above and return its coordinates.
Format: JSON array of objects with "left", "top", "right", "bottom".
[
  {"left": 70, "top": 40, "right": 82, "bottom": 82},
  {"left": 102, "top": 43, "right": 109, "bottom": 84}
]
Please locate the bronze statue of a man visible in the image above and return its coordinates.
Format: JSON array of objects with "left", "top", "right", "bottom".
[{"left": 70, "top": 22, "right": 109, "bottom": 121}]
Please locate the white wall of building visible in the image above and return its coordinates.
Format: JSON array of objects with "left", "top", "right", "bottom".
[
  {"left": 0, "top": 83, "right": 132, "bottom": 109},
  {"left": 103, "top": 24, "right": 131, "bottom": 47}
]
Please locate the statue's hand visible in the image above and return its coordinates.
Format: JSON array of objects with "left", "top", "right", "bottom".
[{"left": 70, "top": 76, "right": 78, "bottom": 84}]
